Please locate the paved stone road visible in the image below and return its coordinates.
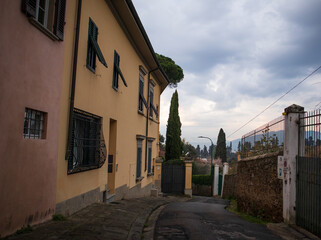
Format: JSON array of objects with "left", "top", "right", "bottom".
[
  {"left": 155, "top": 196, "right": 282, "bottom": 240},
  {"left": 5, "top": 196, "right": 188, "bottom": 240}
]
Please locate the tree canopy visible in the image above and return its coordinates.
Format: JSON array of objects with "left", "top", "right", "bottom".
[
  {"left": 215, "top": 128, "right": 227, "bottom": 162},
  {"left": 156, "top": 53, "right": 184, "bottom": 88},
  {"left": 165, "top": 90, "right": 182, "bottom": 160}
]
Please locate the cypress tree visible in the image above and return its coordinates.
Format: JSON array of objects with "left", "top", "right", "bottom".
[
  {"left": 215, "top": 128, "right": 227, "bottom": 162},
  {"left": 165, "top": 90, "right": 182, "bottom": 161}
]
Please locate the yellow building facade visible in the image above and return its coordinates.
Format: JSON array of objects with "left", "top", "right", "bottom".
[{"left": 56, "top": 0, "right": 168, "bottom": 215}]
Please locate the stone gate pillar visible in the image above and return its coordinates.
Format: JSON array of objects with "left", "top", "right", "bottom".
[
  {"left": 221, "top": 162, "right": 229, "bottom": 196},
  {"left": 184, "top": 158, "right": 193, "bottom": 197},
  {"left": 213, "top": 164, "right": 219, "bottom": 196},
  {"left": 154, "top": 157, "right": 163, "bottom": 192},
  {"left": 283, "top": 104, "right": 304, "bottom": 224}
]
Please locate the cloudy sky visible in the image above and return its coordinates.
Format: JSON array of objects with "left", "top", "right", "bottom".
[{"left": 132, "top": 0, "right": 321, "bottom": 148}]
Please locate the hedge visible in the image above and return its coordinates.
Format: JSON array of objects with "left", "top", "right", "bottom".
[
  {"left": 163, "top": 159, "right": 185, "bottom": 166},
  {"left": 192, "top": 174, "right": 212, "bottom": 186}
]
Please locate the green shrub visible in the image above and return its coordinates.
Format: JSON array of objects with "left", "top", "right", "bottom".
[
  {"left": 52, "top": 214, "right": 66, "bottom": 221},
  {"left": 16, "top": 225, "right": 33, "bottom": 235},
  {"left": 163, "top": 159, "right": 184, "bottom": 166},
  {"left": 192, "top": 174, "right": 212, "bottom": 186}
]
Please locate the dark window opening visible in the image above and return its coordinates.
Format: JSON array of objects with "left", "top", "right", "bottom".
[
  {"left": 136, "top": 140, "right": 143, "bottom": 178},
  {"left": 148, "top": 141, "right": 152, "bottom": 174}
]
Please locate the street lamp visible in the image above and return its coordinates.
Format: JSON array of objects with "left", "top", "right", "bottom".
[
  {"left": 198, "top": 136, "right": 215, "bottom": 196},
  {"left": 198, "top": 136, "right": 214, "bottom": 167}
]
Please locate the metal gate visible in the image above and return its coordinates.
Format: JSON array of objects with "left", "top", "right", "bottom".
[
  {"left": 297, "top": 109, "right": 321, "bottom": 237},
  {"left": 161, "top": 165, "right": 185, "bottom": 194}
]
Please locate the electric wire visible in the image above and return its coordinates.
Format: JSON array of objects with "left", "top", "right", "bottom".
[{"left": 227, "top": 65, "right": 321, "bottom": 139}]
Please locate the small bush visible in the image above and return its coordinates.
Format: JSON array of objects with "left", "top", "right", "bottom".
[
  {"left": 163, "top": 159, "right": 184, "bottom": 166},
  {"left": 52, "top": 214, "right": 66, "bottom": 221},
  {"left": 16, "top": 225, "right": 33, "bottom": 235},
  {"left": 192, "top": 175, "right": 212, "bottom": 186}
]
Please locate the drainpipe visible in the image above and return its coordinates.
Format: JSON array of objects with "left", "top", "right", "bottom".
[
  {"left": 145, "top": 68, "right": 159, "bottom": 171},
  {"left": 65, "top": 0, "right": 82, "bottom": 160}
]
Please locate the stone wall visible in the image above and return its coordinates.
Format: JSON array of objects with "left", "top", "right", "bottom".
[
  {"left": 223, "top": 151, "right": 283, "bottom": 222},
  {"left": 192, "top": 184, "right": 211, "bottom": 196},
  {"left": 222, "top": 174, "right": 237, "bottom": 199}
]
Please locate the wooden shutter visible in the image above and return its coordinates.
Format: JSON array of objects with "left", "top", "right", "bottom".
[
  {"left": 54, "top": 0, "right": 66, "bottom": 40},
  {"left": 22, "top": 0, "right": 37, "bottom": 18}
]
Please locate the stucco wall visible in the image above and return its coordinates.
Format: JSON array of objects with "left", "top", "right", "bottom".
[
  {"left": 223, "top": 152, "right": 283, "bottom": 222},
  {"left": 56, "top": 0, "right": 162, "bottom": 214},
  {"left": 0, "top": 1, "right": 64, "bottom": 237}
]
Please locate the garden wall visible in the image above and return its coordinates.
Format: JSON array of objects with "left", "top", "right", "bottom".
[{"left": 223, "top": 151, "right": 283, "bottom": 222}]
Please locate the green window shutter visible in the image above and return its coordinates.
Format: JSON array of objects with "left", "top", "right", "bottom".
[
  {"left": 87, "top": 18, "right": 107, "bottom": 71},
  {"left": 151, "top": 103, "right": 158, "bottom": 118},
  {"left": 22, "top": 0, "right": 37, "bottom": 18},
  {"left": 113, "top": 51, "right": 127, "bottom": 89},
  {"left": 115, "top": 64, "right": 128, "bottom": 87},
  {"left": 90, "top": 36, "right": 107, "bottom": 67},
  {"left": 54, "top": 0, "right": 66, "bottom": 41},
  {"left": 140, "top": 92, "right": 148, "bottom": 108}
]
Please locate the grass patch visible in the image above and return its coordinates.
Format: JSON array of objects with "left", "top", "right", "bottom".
[
  {"left": 52, "top": 214, "right": 67, "bottom": 221},
  {"left": 16, "top": 225, "right": 33, "bottom": 235},
  {"left": 226, "top": 199, "right": 268, "bottom": 225}
]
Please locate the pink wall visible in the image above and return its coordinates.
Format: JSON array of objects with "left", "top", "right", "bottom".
[{"left": 0, "top": 1, "right": 64, "bottom": 237}]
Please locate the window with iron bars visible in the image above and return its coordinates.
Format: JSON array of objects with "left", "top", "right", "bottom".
[
  {"left": 67, "top": 109, "right": 106, "bottom": 174},
  {"left": 23, "top": 108, "right": 46, "bottom": 139}
]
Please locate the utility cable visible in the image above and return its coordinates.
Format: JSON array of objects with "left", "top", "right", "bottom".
[{"left": 227, "top": 65, "right": 321, "bottom": 139}]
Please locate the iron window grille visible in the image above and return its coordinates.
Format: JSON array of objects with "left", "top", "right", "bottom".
[
  {"left": 21, "top": 0, "right": 66, "bottom": 40},
  {"left": 138, "top": 71, "right": 147, "bottom": 112},
  {"left": 86, "top": 18, "right": 107, "bottom": 72},
  {"left": 67, "top": 109, "right": 107, "bottom": 174},
  {"left": 23, "top": 108, "right": 46, "bottom": 139},
  {"left": 112, "top": 50, "right": 127, "bottom": 90}
]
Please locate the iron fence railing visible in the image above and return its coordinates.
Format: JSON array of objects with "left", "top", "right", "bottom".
[
  {"left": 240, "top": 116, "right": 284, "bottom": 157},
  {"left": 297, "top": 109, "right": 321, "bottom": 237},
  {"left": 299, "top": 109, "right": 321, "bottom": 158}
]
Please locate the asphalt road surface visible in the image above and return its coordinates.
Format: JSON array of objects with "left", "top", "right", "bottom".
[{"left": 155, "top": 196, "right": 282, "bottom": 240}]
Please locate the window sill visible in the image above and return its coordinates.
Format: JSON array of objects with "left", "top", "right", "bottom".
[
  {"left": 136, "top": 176, "right": 144, "bottom": 183},
  {"left": 29, "top": 17, "right": 60, "bottom": 41},
  {"left": 147, "top": 172, "right": 154, "bottom": 177}
]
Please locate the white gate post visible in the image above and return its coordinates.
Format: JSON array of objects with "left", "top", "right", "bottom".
[
  {"left": 221, "top": 162, "right": 229, "bottom": 196},
  {"left": 213, "top": 164, "right": 219, "bottom": 196},
  {"left": 283, "top": 104, "right": 304, "bottom": 224}
]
